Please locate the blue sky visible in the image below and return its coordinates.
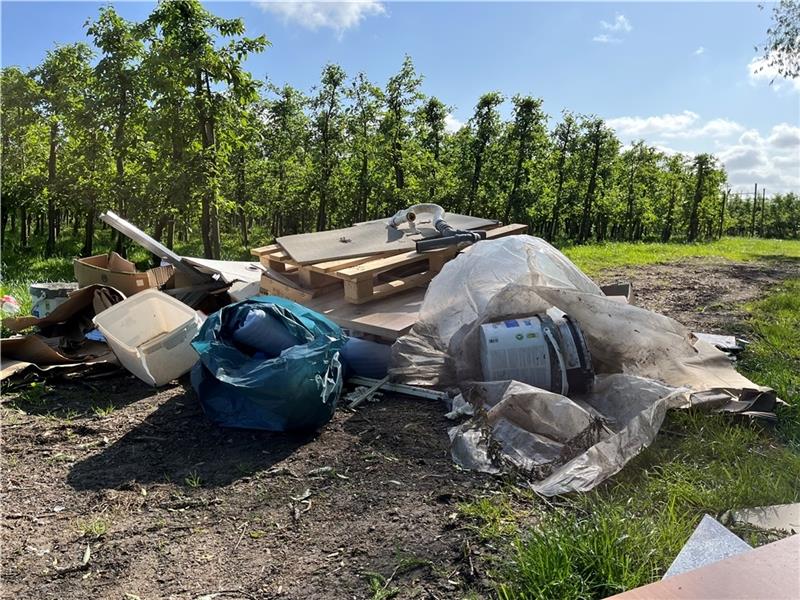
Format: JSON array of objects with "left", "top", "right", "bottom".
[{"left": 2, "top": 1, "right": 798, "bottom": 193}]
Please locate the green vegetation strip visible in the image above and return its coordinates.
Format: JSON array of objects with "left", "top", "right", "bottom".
[
  {"left": 563, "top": 237, "right": 800, "bottom": 276},
  {"left": 461, "top": 279, "right": 800, "bottom": 599}
]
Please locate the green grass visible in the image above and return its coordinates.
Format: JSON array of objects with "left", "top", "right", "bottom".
[
  {"left": 76, "top": 518, "right": 110, "bottom": 539},
  {"left": 468, "top": 279, "right": 800, "bottom": 599},
  {"left": 563, "top": 237, "right": 800, "bottom": 276},
  {"left": 184, "top": 470, "right": 203, "bottom": 489},
  {"left": 0, "top": 228, "right": 261, "bottom": 318},
  {"left": 738, "top": 280, "right": 800, "bottom": 446}
]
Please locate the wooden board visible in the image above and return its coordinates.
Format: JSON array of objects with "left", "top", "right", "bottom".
[
  {"left": 256, "top": 223, "right": 528, "bottom": 305},
  {"left": 303, "top": 286, "right": 425, "bottom": 340},
  {"left": 606, "top": 533, "right": 799, "bottom": 599},
  {"left": 260, "top": 272, "right": 341, "bottom": 304},
  {"left": 276, "top": 214, "right": 498, "bottom": 265}
]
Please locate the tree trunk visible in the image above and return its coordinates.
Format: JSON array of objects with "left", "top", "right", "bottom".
[
  {"left": 578, "top": 135, "right": 601, "bottom": 243},
  {"left": 661, "top": 188, "right": 677, "bottom": 242},
  {"left": 549, "top": 159, "right": 567, "bottom": 240},
  {"left": 504, "top": 136, "right": 529, "bottom": 224},
  {"left": 197, "top": 70, "right": 220, "bottom": 259},
  {"left": 152, "top": 213, "right": 169, "bottom": 266},
  {"left": 45, "top": 122, "right": 58, "bottom": 257},
  {"left": 236, "top": 151, "right": 248, "bottom": 248},
  {"left": 81, "top": 204, "right": 95, "bottom": 257},
  {"left": 687, "top": 162, "right": 706, "bottom": 242},
  {"left": 467, "top": 148, "right": 485, "bottom": 215},
  {"left": 20, "top": 206, "right": 28, "bottom": 247},
  {"left": 166, "top": 217, "right": 175, "bottom": 250},
  {"left": 359, "top": 152, "right": 369, "bottom": 223},
  {"left": 392, "top": 139, "right": 405, "bottom": 192}
]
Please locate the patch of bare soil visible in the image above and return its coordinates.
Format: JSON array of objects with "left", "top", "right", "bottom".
[
  {"left": 597, "top": 257, "right": 800, "bottom": 334},
  {"left": 2, "top": 257, "right": 798, "bottom": 599}
]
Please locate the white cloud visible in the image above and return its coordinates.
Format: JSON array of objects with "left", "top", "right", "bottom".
[
  {"left": 593, "top": 13, "right": 631, "bottom": 43},
  {"left": 444, "top": 113, "right": 464, "bottom": 134},
  {"left": 255, "top": 0, "right": 385, "bottom": 35},
  {"left": 593, "top": 34, "right": 621, "bottom": 44},
  {"left": 691, "top": 118, "right": 745, "bottom": 139},
  {"left": 715, "top": 126, "right": 800, "bottom": 193},
  {"left": 601, "top": 14, "right": 632, "bottom": 33},
  {"left": 608, "top": 114, "right": 799, "bottom": 193},
  {"left": 607, "top": 111, "right": 744, "bottom": 140},
  {"left": 767, "top": 123, "right": 800, "bottom": 149},
  {"left": 693, "top": 46, "right": 705, "bottom": 56},
  {"left": 747, "top": 53, "right": 800, "bottom": 93},
  {"left": 607, "top": 110, "right": 700, "bottom": 137}
]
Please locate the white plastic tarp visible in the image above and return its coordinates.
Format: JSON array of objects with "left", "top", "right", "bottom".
[{"left": 391, "top": 235, "right": 770, "bottom": 495}]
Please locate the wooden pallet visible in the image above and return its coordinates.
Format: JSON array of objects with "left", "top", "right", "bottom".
[{"left": 252, "top": 223, "right": 528, "bottom": 305}]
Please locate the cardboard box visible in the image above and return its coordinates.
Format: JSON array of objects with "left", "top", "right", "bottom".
[{"left": 74, "top": 252, "right": 174, "bottom": 297}]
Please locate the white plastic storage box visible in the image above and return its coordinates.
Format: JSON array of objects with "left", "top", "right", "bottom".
[{"left": 93, "top": 289, "right": 202, "bottom": 386}]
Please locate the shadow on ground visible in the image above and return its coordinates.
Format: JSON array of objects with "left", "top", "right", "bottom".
[{"left": 67, "top": 380, "right": 319, "bottom": 491}]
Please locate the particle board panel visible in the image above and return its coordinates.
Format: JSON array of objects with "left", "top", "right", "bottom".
[
  {"left": 605, "top": 533, "right": 800, "bottom": 600},
  {"left": 303, "top": 286, "right": 425, "bottom": 340},
  {"left": 276, "top": 214, "right": 498, "bottom": 265}
]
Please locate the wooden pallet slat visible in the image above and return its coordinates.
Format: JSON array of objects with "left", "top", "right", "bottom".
[
  {"left": 253, "top": 222, "right": 529, "bottom": 306},
  {"left": 260, "top": 272, "right": 341, "bottom": 304}
]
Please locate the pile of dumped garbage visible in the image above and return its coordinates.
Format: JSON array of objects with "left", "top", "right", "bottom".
[{"left": 1, "top": 219, "right": 780, "bottom": 496}]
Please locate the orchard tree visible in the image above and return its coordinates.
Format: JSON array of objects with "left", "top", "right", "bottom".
[
  {"left": 31, "top": 43, "right": 93, "bottom": 256},
  {"left": 466, "top": 91, "right": 503, "bottom": 214},
  {"left": 380, "top": 56, "right": 424, "bottom": 209},
  {"left": 503, "top": 95, "right": 548, "bottom": 224},
  {"left": 346, "top": 73, "right": 382, "bottom": 223},
  {"left": 0, "top": 67, "right": 46, "bottom": 246},
  {"left": 143, "top": 0, "right": 267, "bottom": 258},
  {"left": 310, "top": 64, "right": 346, "bottom": 231}
]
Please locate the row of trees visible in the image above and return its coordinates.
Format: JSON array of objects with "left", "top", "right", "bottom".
[{"left": 1, "top": 1, "right": 797, "bottom": 260}]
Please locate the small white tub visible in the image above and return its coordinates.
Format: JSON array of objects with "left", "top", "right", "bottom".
[{"left": 93, "top": 289, "right": 202, "bottom": 386}]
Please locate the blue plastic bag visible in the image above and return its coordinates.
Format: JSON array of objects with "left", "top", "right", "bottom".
[{"left": 191, "top": 296, "right": 346, "bottom": 432}]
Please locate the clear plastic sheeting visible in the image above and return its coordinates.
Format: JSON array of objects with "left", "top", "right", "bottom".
[
  {"left": 448, "top": 376, "right": 689, "bottom": 494},
  {"left": 391, "top": 235, "right": 771, "bottom": 495},
  {"left": 391, "top": 236, "right": 602, "bottom": 387},
  {"left": 449, "top": 380, "right": 604, "bottom": 480}
]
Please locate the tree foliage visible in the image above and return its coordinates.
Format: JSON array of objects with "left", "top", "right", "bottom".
[
  {"left": 1, "top": 0, "right": 797, "bottom": 263},
  {"left": 758, "top": 0, "right": 800, "bottom": 80}
]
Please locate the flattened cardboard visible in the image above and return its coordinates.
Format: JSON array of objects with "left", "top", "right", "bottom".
[
  {"left": 74, "top": 253, "right": 173, "bottom": 297},
  {"left": 3, "top": 285, "right": 125, "bottom": 333},
  {"left": 0, "top": 336, "right": 117, "bottom": 381}
]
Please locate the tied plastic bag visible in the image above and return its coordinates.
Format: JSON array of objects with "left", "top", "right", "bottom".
[
  {"left": 232, "top": 307, "right": 299, "bottom": 358},
  {"left": 191, "top": 296, "right": 346, "bottom": 432}
]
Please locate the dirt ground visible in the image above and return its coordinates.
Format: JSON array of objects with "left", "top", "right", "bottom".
[{"left": 2, "top": 257, "right": 798, "bottom": 600}]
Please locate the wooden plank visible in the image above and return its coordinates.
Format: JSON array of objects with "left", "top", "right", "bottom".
[
  {"left": 304, "top": 286, "right": 424, "bottom": 340},
  {"left": 334, "top": 223, "right": 527, "bottom": 280},
  {"left": 298, "top": 268, "right": 339, "bottom": 289},
  {"left": 277, "top": 214, "right": 498, "bottom": 265},
  {"left": 606, "top": 534, "right": 799, "bottom": 600},
  {"left": 483, "top": 222, "right": 529, "bottom": 237},
  {"left": 344, "top": 271, "right": 433, "bottom": 304},
  {"left": 310, "top": 251, "right": 404, "bottom": 273},
  {"left": 337, "top": 248, "right": 451, "bottom": 280},
  {"left": 260, "top": 273, "right": 341, "bottom": 304},
  {"left": 250, "top": 244, "right": 279, "bottom": 257}
]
